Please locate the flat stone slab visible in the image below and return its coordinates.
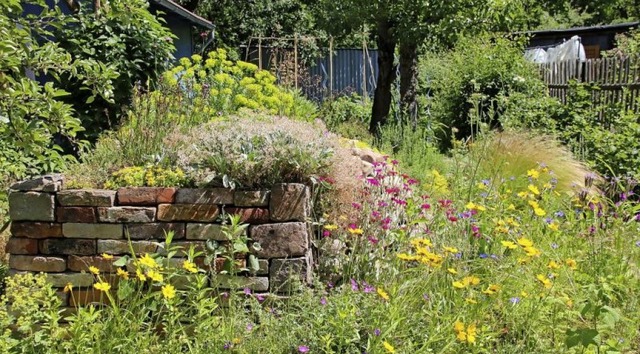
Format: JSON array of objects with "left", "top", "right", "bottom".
[
  {"left": 117, "top": 187, "right": 176, "bottom": 205},
  {"left": 250, "top": 222, "right": 308, "bottom": 258},
  {"left": 9, "top": 255, "right": 66, "bottom": 272},
  {"left": 269, "top": 184, "right": 309, "bottom": 222},
  {"left": 57, "top": 189, "right": 115, "bottom": 207},
  {"left": 233, "top": 190, "right": 270, "bottom": 207},
  {"left": 10, "top": 174, "right": 64, "bottom": 192},
  {"left": 212, "top": 275, "right": 269, "bottom": 292},
  {"left": 125, "top": 223, "right": 185, "bottom": 240},
  {"left": 175, "top": 188, "right": 234, "bottom": 205},
  {"left": 62, "top": 223, "right": 123, "bottom": 239},
  {"left": 98, "top": 207, "right": 156, "bottom": 223},
  {"left": 157, "top": 204, "right": 219, "bottom": 222},
  {"left": 9, "top": 191, "right": 55, "bottom": 221},
  {"left": 11, "top": 222, "right": 62, "bottom": 238}
]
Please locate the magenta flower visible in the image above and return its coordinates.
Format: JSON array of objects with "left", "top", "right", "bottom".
[
  {"left": 298, "top": 345, "right": 310, "bottom": 353},
  {"left": 350, "top": 279, "right": 359, "bottom": 291}
]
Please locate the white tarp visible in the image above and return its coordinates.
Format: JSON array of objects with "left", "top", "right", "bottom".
[{"left": 524, "top": 35, "right": 586, "bottom": 63}]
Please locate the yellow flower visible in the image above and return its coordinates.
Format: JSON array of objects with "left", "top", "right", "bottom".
[
  {"left": 147, "top": 270, "right": 164, "bottom": 283},
  {"left": 547, "top": 260, "right": 561, "bottom": 270},
  {"left": 465, "top": 202, "right": 486, "bottom": 211},
  {"left": 324, "top": 224, "right": 338, "bottom": 230},
  {"left": 482, "top": 284, "right": 501, "bottom": 295},
  {"left": 527, "top": 169, "right": 540, "bottom": 179},
  {"left": 528, "top": 200, "right": 540, "bottom": 209},
  {"left": 136, "top": 268, "right": 147, "bottom": 281},
  {"left": 116, "top": 268, "right": 129, "bottom": 280},
  {"left": 94, "top": 281, "right": 111, "bottom": 292},
  {"left": 348, "top": 227, "right": 364, "bottom": 235},
  {"left": 534, "top": 207, "right": 546, "bottom": 216},
  {"left": 183, "top": 260, "right": 198, "bottom": 273},
  {"left": 447, "top": 268, "right": 458, "bottom": 275},
  {"left": 501, "top": 241, "right": 518, "bottom": 249},
  {"left": 517, "top": 191, "right": 530, "bottom": 199},
  {"left": 377, "top": 288, "right": 390, "bottom": 301},
  {"left": 453, "top": 281, "right": 466, "bottom": 289},
  {"left": 232, "top": 337, "right": 241, "bottom": 345},
  {"left": 536, "top": 274, "right": 552, "bottom": 289},
  {"left": 463, "top": 276, "right": 480, "bottom": 286},
  {"left": 528, "top": 184, "right": 540, "bottom": 195},
  {"left": 89, "top": 266, "right": 100, "bottom": 275},
  {"left": 383, "top": 341, "right": 395, "bottom": 353},
  {"left": 523, "top": 246, "right": 541, "bottom": 257},
  {"left": 517, "top": 237, "right": 533, "bottom": 248},
  {"left": 139, "top": 254, "right": 158, "bottom": 269},
  {"left": 411, "top": 238, "right": 433, "bottom": 248},
  {"left": 465, "top": 297, "right": 477, "bottom": 304},
  {"left": 162, "top": 284, "right": 176, "bottom": 299},
  {"left": 565, "top": 258, "right": 578, "bottom": 270},
  {"left": 101, "top": 253, "right": 114, "bottom": 260},
  {"left": 548, "top": 222, "right": 560, "bottom": 231},
  {"left": 507, "top": 204, "right": 516, "bottom": 210},
  {"left": 397, "top": 253, "right": 417, "bottom": 261},
  {"left": 521, "top": 291, "right": 529, "bottom": 298},
  {"left": 63, "top": 282, "right": 73, "bottom": 293},
  {"left": 454, "top": 321, "right": 477, "bottom": 344},
  {"left": 444, "top": 246, "right": 459, "bottom": 253}
]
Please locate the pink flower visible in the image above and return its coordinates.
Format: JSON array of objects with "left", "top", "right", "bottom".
[
  {"left": 421, "top": 203, "right": 431, "bottom": 210},
  {"left": 298, "top": 345, "right": 310, "bottom": 353},
  {"left": 368, "top": 236, "right": 379, "bottom": 245}
]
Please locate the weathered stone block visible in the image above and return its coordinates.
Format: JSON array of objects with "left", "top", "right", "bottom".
[
  {"left": 257, "top": 259, "right": 269, "bottom": 275},
  {"left": 56, "top": 207, "right": 97, "bottom": 223},
  {"left": 10, "top": 174, "right": 64, "bottom": 192},
  {"left": 224, "top": 207, "right": 270, "bottom": 224},
  {"left": 68, "top": 255, "right": 119, "bottom": 272},
  {"left": 212, "top": 274, "right": 269, "bottom": 292},
  {"left": 117, "top": 187, "right": 177, "bottom": 205},
  {"left": 175, "top": 188, "right": 233, "bottom": 205},
  {"left": 11, "top": 222, "right": 63, "bottom": 238},
  {"left": 233, "top": 190, "right": 270, "bottom": 207},
  {"left": 5, "top": 238, "right": 38, "bottom": 254},
  {"left": 9, "top": 255, "right": 66, "bottom": 272},
  {"left": 97, "top": 240, "right": 158, "bottom": 255},
  {"left": 62, "top": 223, "right": 123, "bottom": 239},
  {"left": 125, "top": 223, "right": 185, "bottom": 240},
  {"left": 9, "top": 191, "right": 55, "bottom": 221},
  {"left": 269, "top": 184, "right": 310, "bottom": 222},
  {"left": 97, "top": 207, "right": 156, "bottom": 223},
  {"left": 250, "top": 222, "right": 308, "bottom": 258},
  {"left": 157, "top": 204, "right": 219, "bottom": 222},
  {"left": 47, "top": 272, "right": 94, "bottom": 287},
  {"left": 186, "top": 223, "right": 228, "bottom": 241},
  {"left": 40, "top": 239, "right": 96, "bottom": 255},
  {"left": 57, "top": 189, "right": 115, "bottom": 207},
  {"left": 269, "top": 258, "right": 309, "bottom": 292}
]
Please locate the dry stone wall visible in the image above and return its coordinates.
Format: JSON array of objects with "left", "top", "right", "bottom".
[{"left": 6, "top": 174, "right": 312, "bottom": 307}]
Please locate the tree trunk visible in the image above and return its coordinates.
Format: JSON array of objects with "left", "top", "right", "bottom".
[
  {"left": 369, "top": 20, "right": 397, "bottom": 135},
  {"left": 399, "top": 41, "right": 418, "bottom": 128}
]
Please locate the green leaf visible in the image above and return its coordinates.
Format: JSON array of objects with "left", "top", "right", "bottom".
[
  {"left": 112, "top": 256, "right": 128, "bottom": 267},
  {"left": 565, "top": 328, "right": 599, "bottom": 349}
]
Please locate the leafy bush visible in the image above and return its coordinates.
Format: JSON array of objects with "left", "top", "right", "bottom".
[
  {"left": 319, "top": 93, "right": 372, "bottom": 141},
  {"left": 53, "top": 0, "right": 175, "bottom": 141},
  {"left": 421, "top": 36, "right": 553, "bottom": 150},
  {"left": 553, "top": 82, "right": 640, "bottom": 180}
]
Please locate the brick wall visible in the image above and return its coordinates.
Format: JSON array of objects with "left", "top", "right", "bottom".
[{"left": 6, "top": 174, "right": 313, "bottom": 306}]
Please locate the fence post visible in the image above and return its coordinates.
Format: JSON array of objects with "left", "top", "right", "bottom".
[
  {"left": 329, "top": 37, "right": 334, "bottom": 98},
  {"left": 258, "top": 37, "right": 262, "bottom": 70},
  {"left": 294, "top": 35, "right": 299, "bottom": 90}
]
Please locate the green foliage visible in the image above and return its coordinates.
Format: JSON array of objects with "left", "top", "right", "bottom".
[
  {"left": 103, "top": 166, "right": 189, "bottom": 189},
  {"left": 0, "top": 1, "right": 115, "bottom": 223},
  {"left": 319, "top": 94, "right": 372, "bottom": 141},
  {"left": 604, "top": 28, "right": 640, "bottom": 57},
  {"left": 53, "top": 0, "right": 176, "bottom": 141},
  {"left": 421, "top": 36, "right": 553, "bottom": 150},
  {"left": 554, "top": 82, "right": 640, "bottom": 179}
]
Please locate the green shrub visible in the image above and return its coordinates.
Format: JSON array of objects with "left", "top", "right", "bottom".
[
  {"left": 319, "top": 94, "right": 372, "bottom": 141},
  {"left": 104, "top": 166, "right": 189, "bottom": 188},
  {"left": 421, "top": 36, "right": 552, "bottom": 150},
  {"left": 554, "top": 82, "right": 640, "bottom": 179},
  {"left": 53, "top": 0, "right": 175, "bottom": 141}
]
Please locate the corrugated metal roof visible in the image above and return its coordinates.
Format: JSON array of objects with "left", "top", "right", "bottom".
[
  {"left": 150, "top": 0, "right": 214, "bottom": 29},
  {"left": 519, "top": 22, "right": 639, "bottom": 37}
]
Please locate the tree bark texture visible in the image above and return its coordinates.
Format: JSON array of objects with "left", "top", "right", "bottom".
[
  {"left": 369, "top": 20, "right": 397, "bottom": 135},
  {"left": 399, "top": 41, "right": 418, "bottom": 128}
]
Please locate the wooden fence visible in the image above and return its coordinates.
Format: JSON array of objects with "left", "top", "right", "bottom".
[{"left": 540, "top": 56, "right": 640, "bottom": 115}]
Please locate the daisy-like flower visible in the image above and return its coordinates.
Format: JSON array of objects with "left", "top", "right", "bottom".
[
  {"left": 89, "top": 266, "right": 100, "bottom": 275},
  {"left": 377, "top": 287, "right": 390, "bottom": 301},
  {"left": 63, "top": 282, "right": 73, "bottom": 293},
  {"left": 138, "top": 254, "right": 159, "bottom": 269},
  {"left": 162, "top": 284, "right": 176, "bottom": 299},
  {"left": 183, "top": 260, "right": 198, "bottom": 273},
  {"left": 116, "top": 268, "right": 129, "bottom": 280},
  {"left": 94, "top": 281, "right": 111, "bottom": 292},
  {"left": 101, "top": 253, "right": 114, "bottom": 260},
  {"left": 147, "top": 270, "right": 164, "bottom": 282},
  {"left": 383, "top": 341, "right": 395, "bottom": 353}
]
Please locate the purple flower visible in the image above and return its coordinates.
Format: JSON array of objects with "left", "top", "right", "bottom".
[
  {"left": 320, "top": 297, "right": 327, "bottom": 305},
  {"left": 374, "top": 328, "right": 381, "bottom": 336},
  {"left": 510, "top": 297, "right": 521, "bottom": 304},
  {"left": 481, "top": 179, "right": 490, "bottom": 185},
  {"left": 255, "top": 293, "right": 265, "bottom": 302},
  {"left": 362, "top": 282, "right": 375, "bottom": 293},
  {"left": 423, "top": 293, "right": 430, "bottom": 301},
  {"left": 479, "top": 253, "right": 488, "bottom": 259},
  {"left": 246, "top": 323, "right": 254, "bottom": 331},
  {"left": 243, "top": 288, "right": 252, "bottom": 295},
  {"left": 635, "top": 240, "right": 640, "bottom": 247},
  {"left": 223, "top": 342, "right": 232, "bottom": 349},
  {"left": 635, "top": 214, "right": 640, "bottom": 221},
  {"left": 366, "top": 178, "right": 380, "bottom": 186},
  {"left": 298, "top": 345, "right": 310, "bottom": 353},
  {"left": 554, "top": 211, "right": 565, "bottom": 218},
  {"left": 551, "top": 243, "right": 559, "bottom": 249},
  {"left": 350, "top": 279, "right": 359, "bottom": 291},
  {"left": 322, "top": 230, "right": 331, "bottom": 238},
  {"left": 545, "top": 218, "right": 553, "bottom": 224}
]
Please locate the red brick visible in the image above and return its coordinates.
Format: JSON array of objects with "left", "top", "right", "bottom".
[
  {"left": 68, "top": 255, "right": 119, "bottom": 273},
  {"left": 11, "top": 222, "right": 62, "bottom": 238},
  {"left": 224, "top": 207, "right": 270, "bottom": 224},
  {"left": 56, "top": 207, "right": 97, "bottom": 223},
  {"left": 5, "top": 238, "right": 38, "bottom": 254},
  {"left": 157, "top": 204, "right": 219, "bottom": 222},
  {"left": 9, "top": 255, "right": 66, "bottom": 272},
  {"left": 117, "top": 187, "right": 177, "bottom": 205}
]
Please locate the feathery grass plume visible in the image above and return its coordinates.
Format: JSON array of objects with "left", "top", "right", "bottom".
[{"left": 469, "top": 130, "right": 599, "bottom": 194}]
